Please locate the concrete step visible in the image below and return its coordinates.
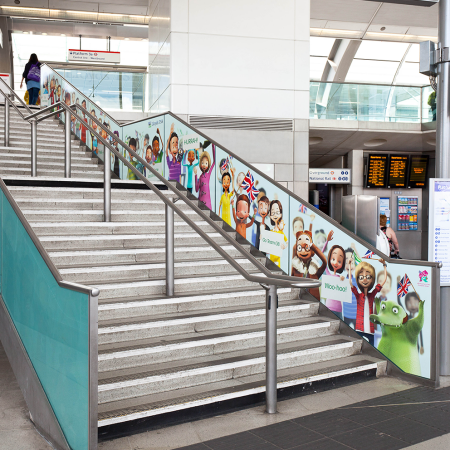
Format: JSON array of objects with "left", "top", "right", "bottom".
[
  {"left": 98, "top": 287, "right": 299, "bottom": 321},
  {"left": 0, "top": 146, "right": 93, "bottom": 158},
  {"left": 0, "top": 159, "right": 99, "bottom": 170},
  {"left": 48, "top": 244, "right": 252, "bottom": 266},
  {"left": 98, "top": 335, "right": 362, "bottom": 404},
  {"left": 60, "top": 258, "right": 256, "bottom": 284},
  {"left": 0, "top": 152, "right": 96, "bottom": 164},
  {"left": 94, "top": 272, "right": 263, "bottom": 300},
  {"left": 39, "top": 232, "right": 228, "bottom": 251},
  {"left": 98, "top": 302, "right": 313, "bottom": 345},
  {"left": 7, "top": 140, "right": 82, "bottom": 151},
  {"left": 22, "top": 208, "right": 204, "bottom": 222},
  {"left": 7, "top": 186, "right": 175, "bottom": 200},
  {"left": 15, "top": 197, "right": 193, "bottom": 211},
  {"left": 8, "top": 135, "right": 78, "bottom": 145},
  {"left": 0, "top": 167, "right": 104, "bottom": 178},
  {"left": 0, "top": 121, "right": 61, "bottom": 131},
  {"left": 97, "top": 355, "right": 386, "bottom": 427},
  {"left": 31, "top": 221, "right": 214, "bottom": 236},
  {"left": 97, "top": 316, "right": 340, "bottom": 372}
]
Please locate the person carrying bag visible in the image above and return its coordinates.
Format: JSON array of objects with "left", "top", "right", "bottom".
[{"left": 20, "top": 53, "right": 41, "bottom": 106}]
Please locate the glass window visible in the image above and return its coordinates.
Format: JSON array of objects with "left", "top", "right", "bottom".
[
  {"left": 310, "top": 56, "right": 328, "bottom": 81},
  {"left": 395, "top": 62, "right": 430, "bottom": 86},
  {"left": 310, "top": 37, "right": 336, "bottom": 57},
  {"left": 405, "top": 44, "right": 420, "bottom": 63},
  {"left": 354, "top": 40, "right": 409, "bottom": 62},
  {"left": 346, "top": 59, "right": 399, "bottom": 84}
]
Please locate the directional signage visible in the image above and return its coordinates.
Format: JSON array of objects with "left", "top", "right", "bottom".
[
  {"left": 68, "top": 49, "right": 120, "bottom": 64},
  {"left": 309, "top": 169, "right": 351, "bottom": 184}
]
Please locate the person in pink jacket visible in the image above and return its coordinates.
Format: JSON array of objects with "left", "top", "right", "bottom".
[{"left": 194, "top": 143, "right": 215, "bottom": 210}]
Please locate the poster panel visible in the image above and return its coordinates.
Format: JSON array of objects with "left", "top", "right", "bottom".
[
  {"left": 164, "top": 117, "right": 216, "bottom": 209},
  {"left": 215, "top": 148, "right": 290, "bottom": 274},
  {"left": 121, "top": 116, "right": 165, "bottom": 181},
  {"left": 289, "top": 199, "right": 433, "bottom": 379}
]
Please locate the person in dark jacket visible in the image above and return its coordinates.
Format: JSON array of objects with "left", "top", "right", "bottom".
[{"left": 20, "top": 53, "right": 41, "bottom": 105}]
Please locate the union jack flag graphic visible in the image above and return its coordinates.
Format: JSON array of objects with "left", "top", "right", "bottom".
[
  {"left": 299, "top": 203, "right": 308, "bottom": 214},
  {"left": 397, "top": 274, "right": 412, "bottom": 298},
  {"left": 221, "top": 157, "right": 229, "bottom": 172},
  {"left": 362, "top": 250, "right": 375, "bottom": 259},
  {"left": 241, "top": 170, "right": 259, "bottom": 202}
]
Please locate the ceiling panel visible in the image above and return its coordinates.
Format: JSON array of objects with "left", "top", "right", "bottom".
[
  {"left": 373, "top": 2, "right": 438, "bottom": 28},
  {"left": 311, "top": 0, "right": 382, "bottom": 23},
  {"left": 49, "top": 1, "right": 98, "bottom": 12}
]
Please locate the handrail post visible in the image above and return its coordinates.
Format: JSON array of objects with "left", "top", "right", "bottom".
[
  {"left": 266, "top": 284, "right": 278, "bottom": 414},
  {"left": 103, "top": 144, "right": 111, "bottom": 222},
  {"left": 166, "top": 198, "right": 175, "bottom": 296},
  {"left": 4, "top": 95, "right": 10, "bottom": 147},
  {"left": 30, "top": 118, "right": 37, "bottom": 177},
  {"left": 64, "top": 109, "right": 71, "bottom": 178}
]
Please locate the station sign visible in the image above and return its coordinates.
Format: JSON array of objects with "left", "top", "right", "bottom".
[
  {"left": 68, "top": 49, "right": 120, "bottom": 64},
  {"left": 309, "top": 168, "right": 351, "bottom": 184}
]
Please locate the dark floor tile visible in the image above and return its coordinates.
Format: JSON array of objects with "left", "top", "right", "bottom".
[
  {"left": 369, "top": 416, "right": 444, "bottom": 445},
  {"left": 290, "top": 437, "right": 353, "bottom": 450},
  {"left": 336, "top": 406, "right": 397, "bottom": 426},
  {"left": 333, "top": 426, "right": 406, "bottom": 450},
  {"left": 401, "top": 388, "right": 450, "bottom": 403},
  {"left": 404, "top": 406, "right": 450, "bottom": 433},
  {"left": 204, "top": 431, "right": 277, "bottom": 450},
  {"left": 293, "top": 410, "right": 361, "bottom": 437},
  {"left": 434, "top": 401, "right": 450, "bottom": 413},
  {"left": 250, "top": 420, "right": 323, "bottom": 449}
]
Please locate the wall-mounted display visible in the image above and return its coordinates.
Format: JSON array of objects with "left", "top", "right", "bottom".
[
  {"left": 408, "top": 155, "right": 429, "bottom": 188},
  {"left": 388, "top": 155, "right": 408, "bottom": 188},
  {"left": 366, "top": 154, "right": 388, "bottom": 188},
  {"left": 429, "top": 179, "right": 450, "bottom": 285},
  {"left": 397, "top": 196, "right": 418, "bottom": 231}
]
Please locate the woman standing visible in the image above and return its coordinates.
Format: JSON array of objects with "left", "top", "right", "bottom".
[{"left": 20, "top": 54, "right": 41, "bottom": 106}]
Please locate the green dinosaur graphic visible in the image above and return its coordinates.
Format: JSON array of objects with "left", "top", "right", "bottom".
[{"left": 370, "top": 299, "right": 424, "bottom": 377}]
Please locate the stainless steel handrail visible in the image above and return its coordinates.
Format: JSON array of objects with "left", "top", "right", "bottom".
[
  {"left": 68, "top": 102, "right": 321, "bottom": 289},
  {"left": 0, "top": 77, "right": 32, "bottom": 116}
]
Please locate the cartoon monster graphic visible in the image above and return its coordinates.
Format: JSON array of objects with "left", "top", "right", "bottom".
[{"left": 370, "top": 299, "right": 424, "bottom": 376}]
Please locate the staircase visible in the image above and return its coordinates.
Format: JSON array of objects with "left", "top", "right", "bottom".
[
  {"left": 0, "top": 104, "right": 387, "bottom": 432},
  {"left": 0, "top": 107, "right": 103, "bottom": 179}
]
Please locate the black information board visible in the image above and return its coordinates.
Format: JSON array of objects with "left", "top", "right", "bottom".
[
  {"left": 388, "top": 155, "right": 408, "bottom": 188},
  {"left": 367, "top": 154, "right": 388, "bottom": 188},
  {"left": 408, "top": 155, "right": 429, "bottom": 188}
]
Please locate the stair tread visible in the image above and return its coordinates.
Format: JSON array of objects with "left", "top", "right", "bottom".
[
  {"left": 98, "top": 299, "right": 314, "bottom": 328},
  {"left": 97, "top": 355, "right": 384, "bottom": 424},
  {"left": 98, "top": 335, "right": 358, "bottom": 385},
  {"left": 98, "top": 316, "right": 337, "bottom": 354}
]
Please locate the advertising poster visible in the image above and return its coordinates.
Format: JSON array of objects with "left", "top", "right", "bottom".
[
  {"left": 289, "top": 199, "right": 433, "bottom": 379},
  {"left": 164, "top": 117, "right": 216, "bottom": 209},
  {"left": 122, "top": 117, "right": 165, "bottom": 181},
  {"left": 215, "top": 148, "right": 290, "bottom": 274}
]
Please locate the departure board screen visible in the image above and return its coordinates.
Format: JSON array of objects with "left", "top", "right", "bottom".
[
  {"left": 367, "top": 154, "right": 388, "bottom": 188},
  {"left": 408, "top": 155, "right": 429, "bottom": 188},
  {"left": 388, "top": 155, "right": 408, "bottom": 188}
]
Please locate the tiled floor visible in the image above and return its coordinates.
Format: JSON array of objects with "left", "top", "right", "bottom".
[
  {"left": 1, "top": 339, "right": 450, "bottom": 450},
  {"left": 176, "top": 387, "right": 450, "bottom": 450}
]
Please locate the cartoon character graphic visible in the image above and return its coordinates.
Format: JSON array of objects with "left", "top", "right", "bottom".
[
  {"left": 127, "top": 137, "right": 143, "bottom": 180},
  {"left": 232, "top": 194, "right": 256, "bottom": 239},
  {"left": 166, "top": 123, "right": 181, "bottom": 182},
  {"left": 348, "top": 259, "right": 388, "bottom": 346},
  {"left": 182, "top": 149, "right": 199, "bottom": 193},
  {"left": 343, "top": 245, "right": 360, "bottom": 330},
  {"left": 254, "top": 195, "right": 270, "bottom": 252},
  {"left": 194, "top": 143, "right": 215, "bottom": 210},
  {"left": 325, "top": 238, "right": 346, "bottom": 320},
  {"left": 291, "top": 230, "right": 329, "bottom": 300},
  {"left": 219, "top": 168, "right": 235, "bottom": 226},
  {"left": 403, "top": 291, "right": 425, "bottom": 355},
  {"left": 268, "top": 200, "right": 287, "bottom": 268},
  {"left": 370, "top": 299, "right": 424, "bottom": 376},
  {"left": 151, "top": 129, "right": 163, "bottom": 165}
]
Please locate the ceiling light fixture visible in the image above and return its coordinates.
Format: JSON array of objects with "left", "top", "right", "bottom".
[
  {"left": 42, "top": 32, "right": 47, "bottom": 35},
  {"left": 309, "top": 137, "right": 324, "bottom": 145},
  {"left": 364, "top": 139, "right": 387, "bottom": 147}
]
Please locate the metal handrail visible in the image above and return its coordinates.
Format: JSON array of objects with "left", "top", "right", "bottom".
[
  {"left": 64, "top": 102, "right": 320, "bottom": 290},
  {"left": 0, "top": 77, "right": 32, "bottom": 116}
]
